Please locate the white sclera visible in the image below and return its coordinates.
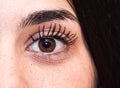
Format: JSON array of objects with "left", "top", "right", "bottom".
[{"left": 29, "top": 39, "right": 65, "bottom": 54}]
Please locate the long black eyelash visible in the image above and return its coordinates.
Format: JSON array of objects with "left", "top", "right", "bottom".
[
  {"left": 31, "top": 23, "right": 77, "bottom": 45},
  {"left": 59, "top": 27, "right": 66, "bottom": 37},
  {"left": 54, "top": 24, "right": 62, "bottom": 36},
  {"left": 51, "top": 23, "right": 56, "bottom": 36},
  {"left": 47, "top": 23, "right": 52, "bottom": 36},
  {"left": 66, "top": 31, "right": 71, "bottom": 37},
  {"left": 67, "top": 33, "right": 78, "bottom": 44},
  {"left": 31, "top": 36, "right": 35, "bottom": 41},
  {"left": 38, "top": 26, "right": 41, "bottom": 38},
  {"left": 42, "top": 25, "right": 45, "bottom": 37}
]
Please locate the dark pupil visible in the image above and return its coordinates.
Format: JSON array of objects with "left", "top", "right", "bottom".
[
  {"left": 39, "top": 38, "right": 56, "bottom": 52},
  {"left": 43, "top": 39, "right": 51, "bottom": 48}
]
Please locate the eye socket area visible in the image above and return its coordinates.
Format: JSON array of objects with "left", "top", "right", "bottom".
[
  {"left": 25, "top": 23, "right": 78, "bottom": 56},
  {"left": 28, "top": 37, "right": 66, "bottom": 55}
]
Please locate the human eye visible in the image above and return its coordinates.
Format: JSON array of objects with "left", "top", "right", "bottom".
[{"left": 25, "top": 23, "right": 78, "bottom": 64}]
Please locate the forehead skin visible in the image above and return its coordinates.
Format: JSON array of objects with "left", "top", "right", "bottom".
[{"left": 0, "top": 0, "right": 76, "bottom": 32}]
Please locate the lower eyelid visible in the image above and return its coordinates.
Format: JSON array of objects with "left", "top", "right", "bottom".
[
  {"left": 25, "top": 41, "right": 73, "bottom": 63},
  {"left": 24, "top": 38, "right": 76, "bottom": 64},
  {"left": 25, "top": 50, "right": 69, "bottom": 64}
]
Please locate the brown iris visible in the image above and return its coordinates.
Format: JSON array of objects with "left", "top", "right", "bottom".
[{"left": 39, "top": 38, "right": 56, "bottom": 52}]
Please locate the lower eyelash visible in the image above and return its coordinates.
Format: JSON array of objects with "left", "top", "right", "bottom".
[{"left": 30, "top": 23, "right": 78, "bottom": 45}]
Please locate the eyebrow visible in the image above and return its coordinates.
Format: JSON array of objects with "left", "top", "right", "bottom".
[{"left": 21, "top": 10, "right": 78, "bottom": 28}]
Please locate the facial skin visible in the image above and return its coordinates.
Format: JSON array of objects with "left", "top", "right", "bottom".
[{"left": 0, "top": 0, "right": 96, "bottom": 88}]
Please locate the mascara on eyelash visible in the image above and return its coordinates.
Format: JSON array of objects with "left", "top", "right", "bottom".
[
  {"left": 30, "top": 23, "right": 78, "bottom": 44},
  {"left": 42, "top": 25, "right": 45, "bottom": 37}
]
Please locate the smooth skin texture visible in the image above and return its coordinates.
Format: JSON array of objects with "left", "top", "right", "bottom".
[{"left": 0, "top": 0, "right": 96, "bottom": 88}]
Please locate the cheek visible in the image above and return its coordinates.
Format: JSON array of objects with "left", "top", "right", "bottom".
[
  {"left": 25, "top": 54, "right": 95, "bottom": 88},
  {"left": 55, "top": 57, "right": 95, "bottom": 88}
]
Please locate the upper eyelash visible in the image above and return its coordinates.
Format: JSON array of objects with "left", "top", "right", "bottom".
[{"left": 30, "top": 23, "right": 78, "bottom": 45}]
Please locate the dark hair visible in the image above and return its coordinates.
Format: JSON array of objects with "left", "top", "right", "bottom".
[{"left": 72, "top": 0, "right": 120, "bottom": 88}]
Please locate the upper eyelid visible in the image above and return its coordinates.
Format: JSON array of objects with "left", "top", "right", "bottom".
[
  {"left": 33, "top": 23, "right": 75, "bottom": 38},
  {"left": 24, "top": 23, "right": 78, "bottom": 45},
  {"left": 29, "top": 24, "right": 69, "bottom": 41}
]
